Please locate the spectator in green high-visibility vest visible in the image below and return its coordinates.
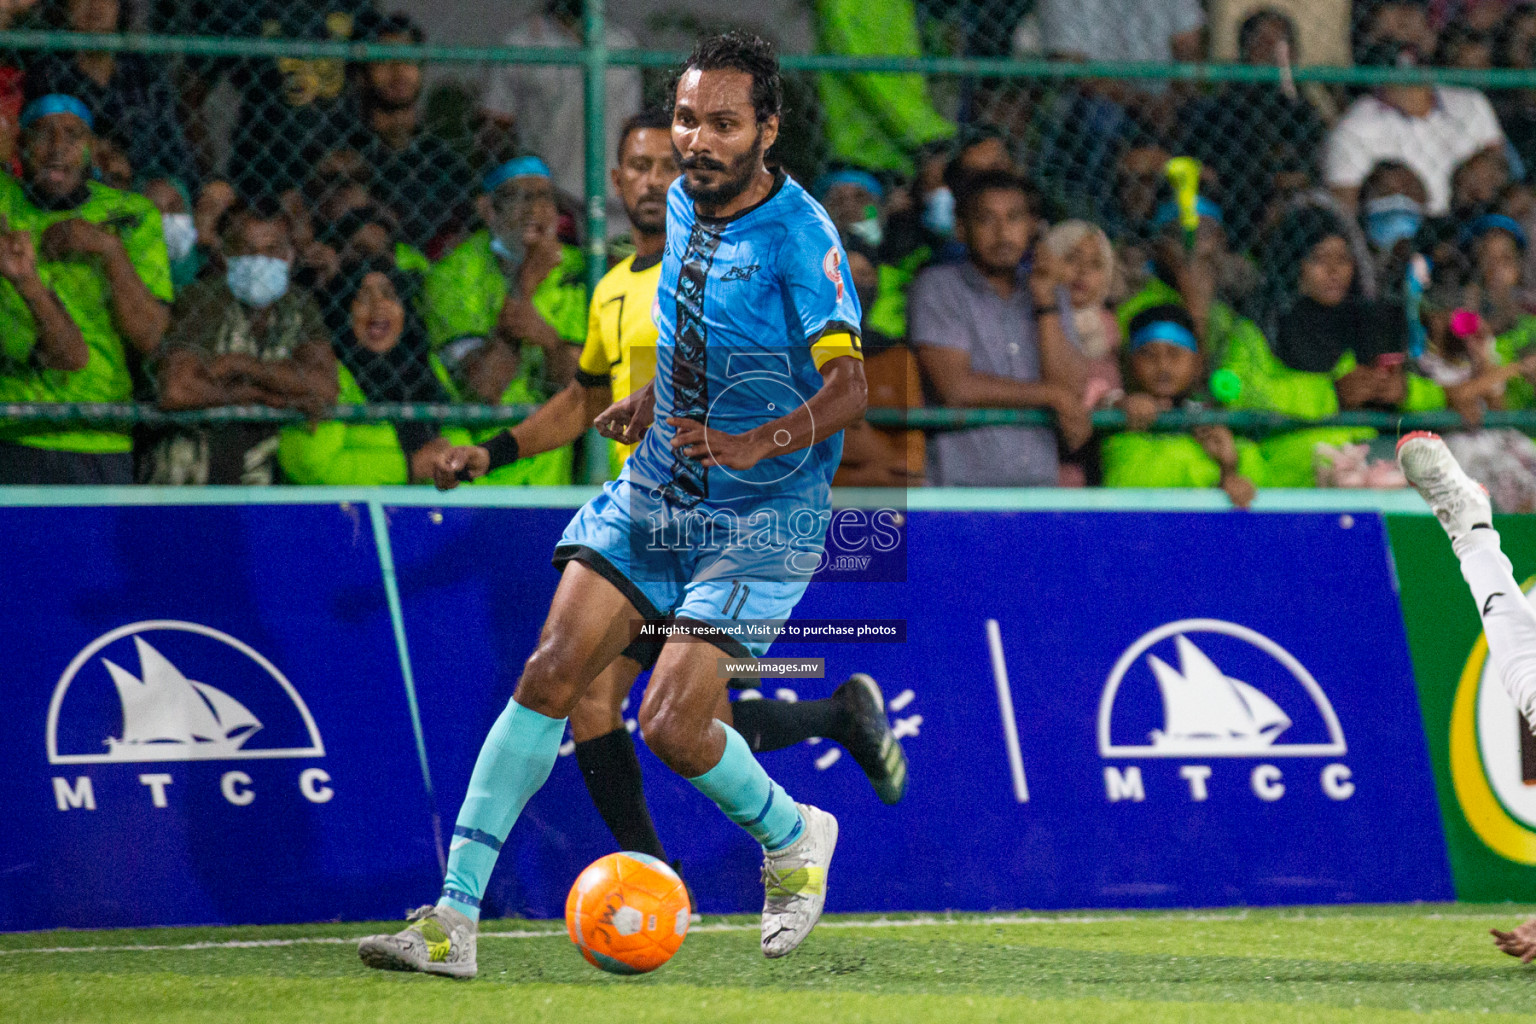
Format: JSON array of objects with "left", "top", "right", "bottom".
[
  {"left": 423, "top": 155, "right": 585, "bottom": 486},
  {"left": 1103, "top": 304, "right": 1263, "bottom": 504},
  {"left": 814, "top": 0, "right": 954, "bottom": 177},
  {"left": 0, "top": 93, "right": 171, "bottom": 484}
]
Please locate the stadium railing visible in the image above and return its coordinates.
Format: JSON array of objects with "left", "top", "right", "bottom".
[{"left": 2, "top": 2, "right": 1534, "bottom": 481}]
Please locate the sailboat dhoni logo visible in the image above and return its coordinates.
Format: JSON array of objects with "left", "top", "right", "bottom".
[
  {"left": 47, "top": 621, "right": 325, "bottom": 765},
  {"left": 1098, "top": 619, "right": 1347, "bottom": 758}
]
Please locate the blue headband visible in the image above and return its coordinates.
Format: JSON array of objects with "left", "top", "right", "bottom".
[
  {"left": 1460, "top": 213, "right": 1528, "bottom": 252},
  {"left": 19, "top": 94, "right": 93, "bottom": 131},
  {"left": 1151, "top": 196, "right": 1223, "bottom": 231},
  {"left": 813, "top": 168, "right": 884, "bottom": 202},
  {"left": 482, "top": 155, "right": 551, "bottom": 193},
  {"left": 1129, "top": 320, "right": 1200, "bottom": 354}
]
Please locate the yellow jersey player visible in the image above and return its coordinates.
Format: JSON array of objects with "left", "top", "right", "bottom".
[{"left": 403, "top": 106, "right": 906, "bottom": 945}]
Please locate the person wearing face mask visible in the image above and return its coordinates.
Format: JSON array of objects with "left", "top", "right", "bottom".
[
  {"left": 1358, "top": 160, "right": 1429, "bottom": 302},
  {"left": 278, "top": 263, "right": 446, "bottom": 485},
  {"left": 0, "top": 93, "right": 171, "bottom": 484},
  {"left": 422, "top": 155, "right": 587, "bottom": 486},
  {"left": 812, "top": 166, "right": 917, "bottom": 355},
  {"left": 140, "top": 177, "right": 204, "bottom": 294},
  {"left": 881, "top": 130, "right": 1013, "bottom": 270},
  {"left": 149, "top": 196, "right": 337, "bottom": 484},
  {"left": 1326, "top": 0, "right": 1506, "bottom": 217}
]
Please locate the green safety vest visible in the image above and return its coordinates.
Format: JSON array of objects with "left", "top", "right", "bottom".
[
  {"left": 814, "top": 0, "right": 954, "bottom": 175},
  {"left": 277, "top": 364, "right": 410, "bottom": 485},
  {"left": 1218, "top": 320, "right": 1446, "bottom": 487},
  {"left": 1497, "top": 316, "right": 1536, "bottom": 411},
  {"left": 423, "top": 231, "right": 587, "bottom": 485},
  {"left": 0, "top": 174, "right": 172, "bottom": 453},
  {"left": 1101, "top": 431, "right": 1267, "bottom": 489}
]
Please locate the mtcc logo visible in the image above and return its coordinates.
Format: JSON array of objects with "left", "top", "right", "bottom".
[
  {"left": 1450, "top": 577, "right": 1536, "bottom": 864},
  {"left": 1097, "top": 619, "right": 1353, "bottom": 803},
  {"left": 47, "top": 621, "right": 331, "bottom": 811}
]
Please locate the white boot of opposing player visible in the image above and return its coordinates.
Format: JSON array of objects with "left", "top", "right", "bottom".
[
  {"left": 1397, "top": 431, "right": 1492, "bottom": 544},
  {"left": 357, "top": 904, "right": 478, "bottom": 979},
  {"left": 760, "top": 802, "right": 838, "bottom": 958},
  {"left": 1399, "top": 431, "right": 1536, "bottom": 724}
]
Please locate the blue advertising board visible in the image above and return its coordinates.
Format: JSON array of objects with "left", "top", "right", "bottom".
[
  {"left": 0, "top": 504, "right": 441, "bottom": 931},
  {"left": 0, "top": 497, "right": 1454, "bottom": 930},
  {"left": 389, "top": 505, "right": 1454, "bottom": 918}
]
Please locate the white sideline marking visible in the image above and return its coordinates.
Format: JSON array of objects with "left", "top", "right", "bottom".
[
  {"left": 986, "top": 619, "right": 1029, "bottom": 803},
  {"left": 3, "top": 910, "right": 1528, "bottom": 956}
]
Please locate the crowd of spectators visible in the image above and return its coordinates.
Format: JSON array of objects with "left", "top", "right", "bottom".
[{"left": 8, "top": 0, "right": 1536, "bottom": 506}]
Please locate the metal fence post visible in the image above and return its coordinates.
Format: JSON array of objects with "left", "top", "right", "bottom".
[{"left": 582, "top": 0, "right": 610, "bottom": 485}]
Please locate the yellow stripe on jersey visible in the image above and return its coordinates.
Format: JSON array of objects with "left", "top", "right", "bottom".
[{"left": 810, "top": 331, "right": 864, "bottom": 371}]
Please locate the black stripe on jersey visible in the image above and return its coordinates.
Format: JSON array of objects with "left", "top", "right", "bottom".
[
  {"left": 574, "top": 369, "right": 609, "bottom": 389},
  {"left": 663, "top": 220, "right": 723, "bottom": 508}
]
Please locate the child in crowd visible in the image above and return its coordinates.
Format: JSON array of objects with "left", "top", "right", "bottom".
[
  {"left": 1039, "top": 220, "right": 1122, "bottom": 409},
  {"left": 1417, "top": 215, "right": 1536, "bottom": 511},
  {"left": 1459, "top": 214, "right": 1536, "bottom": 335},
  {"left": 1103, "top": 305, "right": 1263, "bottom": 506}
]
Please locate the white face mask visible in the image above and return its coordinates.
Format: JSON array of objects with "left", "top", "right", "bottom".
[
  {"left": 160, "top": 212, "right": 197, "bottom": 263},
  {"left": 225, "top": 254, "right": 291, "bottom": 308},
  {"left": 922, "top": 187, "right": 956, "bottom": 238},
  {"left": 849, "top": 209, "right": 883, "bottom": 249}
]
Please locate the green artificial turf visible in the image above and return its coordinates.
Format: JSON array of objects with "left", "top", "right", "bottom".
[{"left": 7, "top": 906, "right": 1536, "bottom": 1023}]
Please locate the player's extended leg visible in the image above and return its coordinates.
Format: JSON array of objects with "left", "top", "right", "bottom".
[
  {"left": 1399, "top": 433, "right": 1536, "bottom": 961},
  {"left": 639, "top": 634, "right": 838, "bottom": 959},
  {"left": 1399, "top": 433, "right": 1536, "bottom": 723},
  {"left": 734, "top": 674, "right": 909, "bottom": 803},
  {"left": 357, "top": 560, "right": 642, "bottom": 979}
]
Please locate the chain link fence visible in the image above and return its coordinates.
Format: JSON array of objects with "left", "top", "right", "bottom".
[{"left": 4, "top": 1, "right": 1536, "bottom": 490}]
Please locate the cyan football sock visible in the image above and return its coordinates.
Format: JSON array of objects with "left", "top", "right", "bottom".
[
  {"left": 575, "top": 728, "right": 670, "bottom": 861},
  {"left": 687, "top": 723, "right": 805, "bottom": 851},
  {"left": 732, "top": 695, "right": 846, "bottom": 753},
  {"left": 1456, "top": 528, "right": 1536, "bottom": 724},
  {"left": 439, "top": 697, "right": 567, "bottom": 921}
]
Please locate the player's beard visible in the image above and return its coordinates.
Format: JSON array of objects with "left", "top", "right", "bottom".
[{"left": 676, "top": 129, "right": 763, "bottom": 210}]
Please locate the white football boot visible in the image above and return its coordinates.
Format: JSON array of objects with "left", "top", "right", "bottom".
[
  {"left": 1396, "top": 431, "right": 1493, "bottom": 543},
  {"left": 760, "top": 802, "right": 838, "bottom": 958},
  {"left": 357, "top": 904, "right": 478, "bottom": 979}
]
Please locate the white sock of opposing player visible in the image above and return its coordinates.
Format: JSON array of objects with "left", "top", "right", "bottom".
[{"left": 1456, "top": 528, "right": 1536, "bottom": 723}]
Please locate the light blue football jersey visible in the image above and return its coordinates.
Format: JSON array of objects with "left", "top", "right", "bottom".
[{"left": 623, "top": 172, "right": 863, "bottom": 513}]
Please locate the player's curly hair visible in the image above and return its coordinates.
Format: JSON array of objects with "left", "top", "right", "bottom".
[{"left": 671, "top": 30, "right": 783, "bottom": 125}]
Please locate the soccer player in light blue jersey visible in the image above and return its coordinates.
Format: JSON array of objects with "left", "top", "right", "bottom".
[{"left": 359, "top": 32, "right": 870, "bottom": 978}]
